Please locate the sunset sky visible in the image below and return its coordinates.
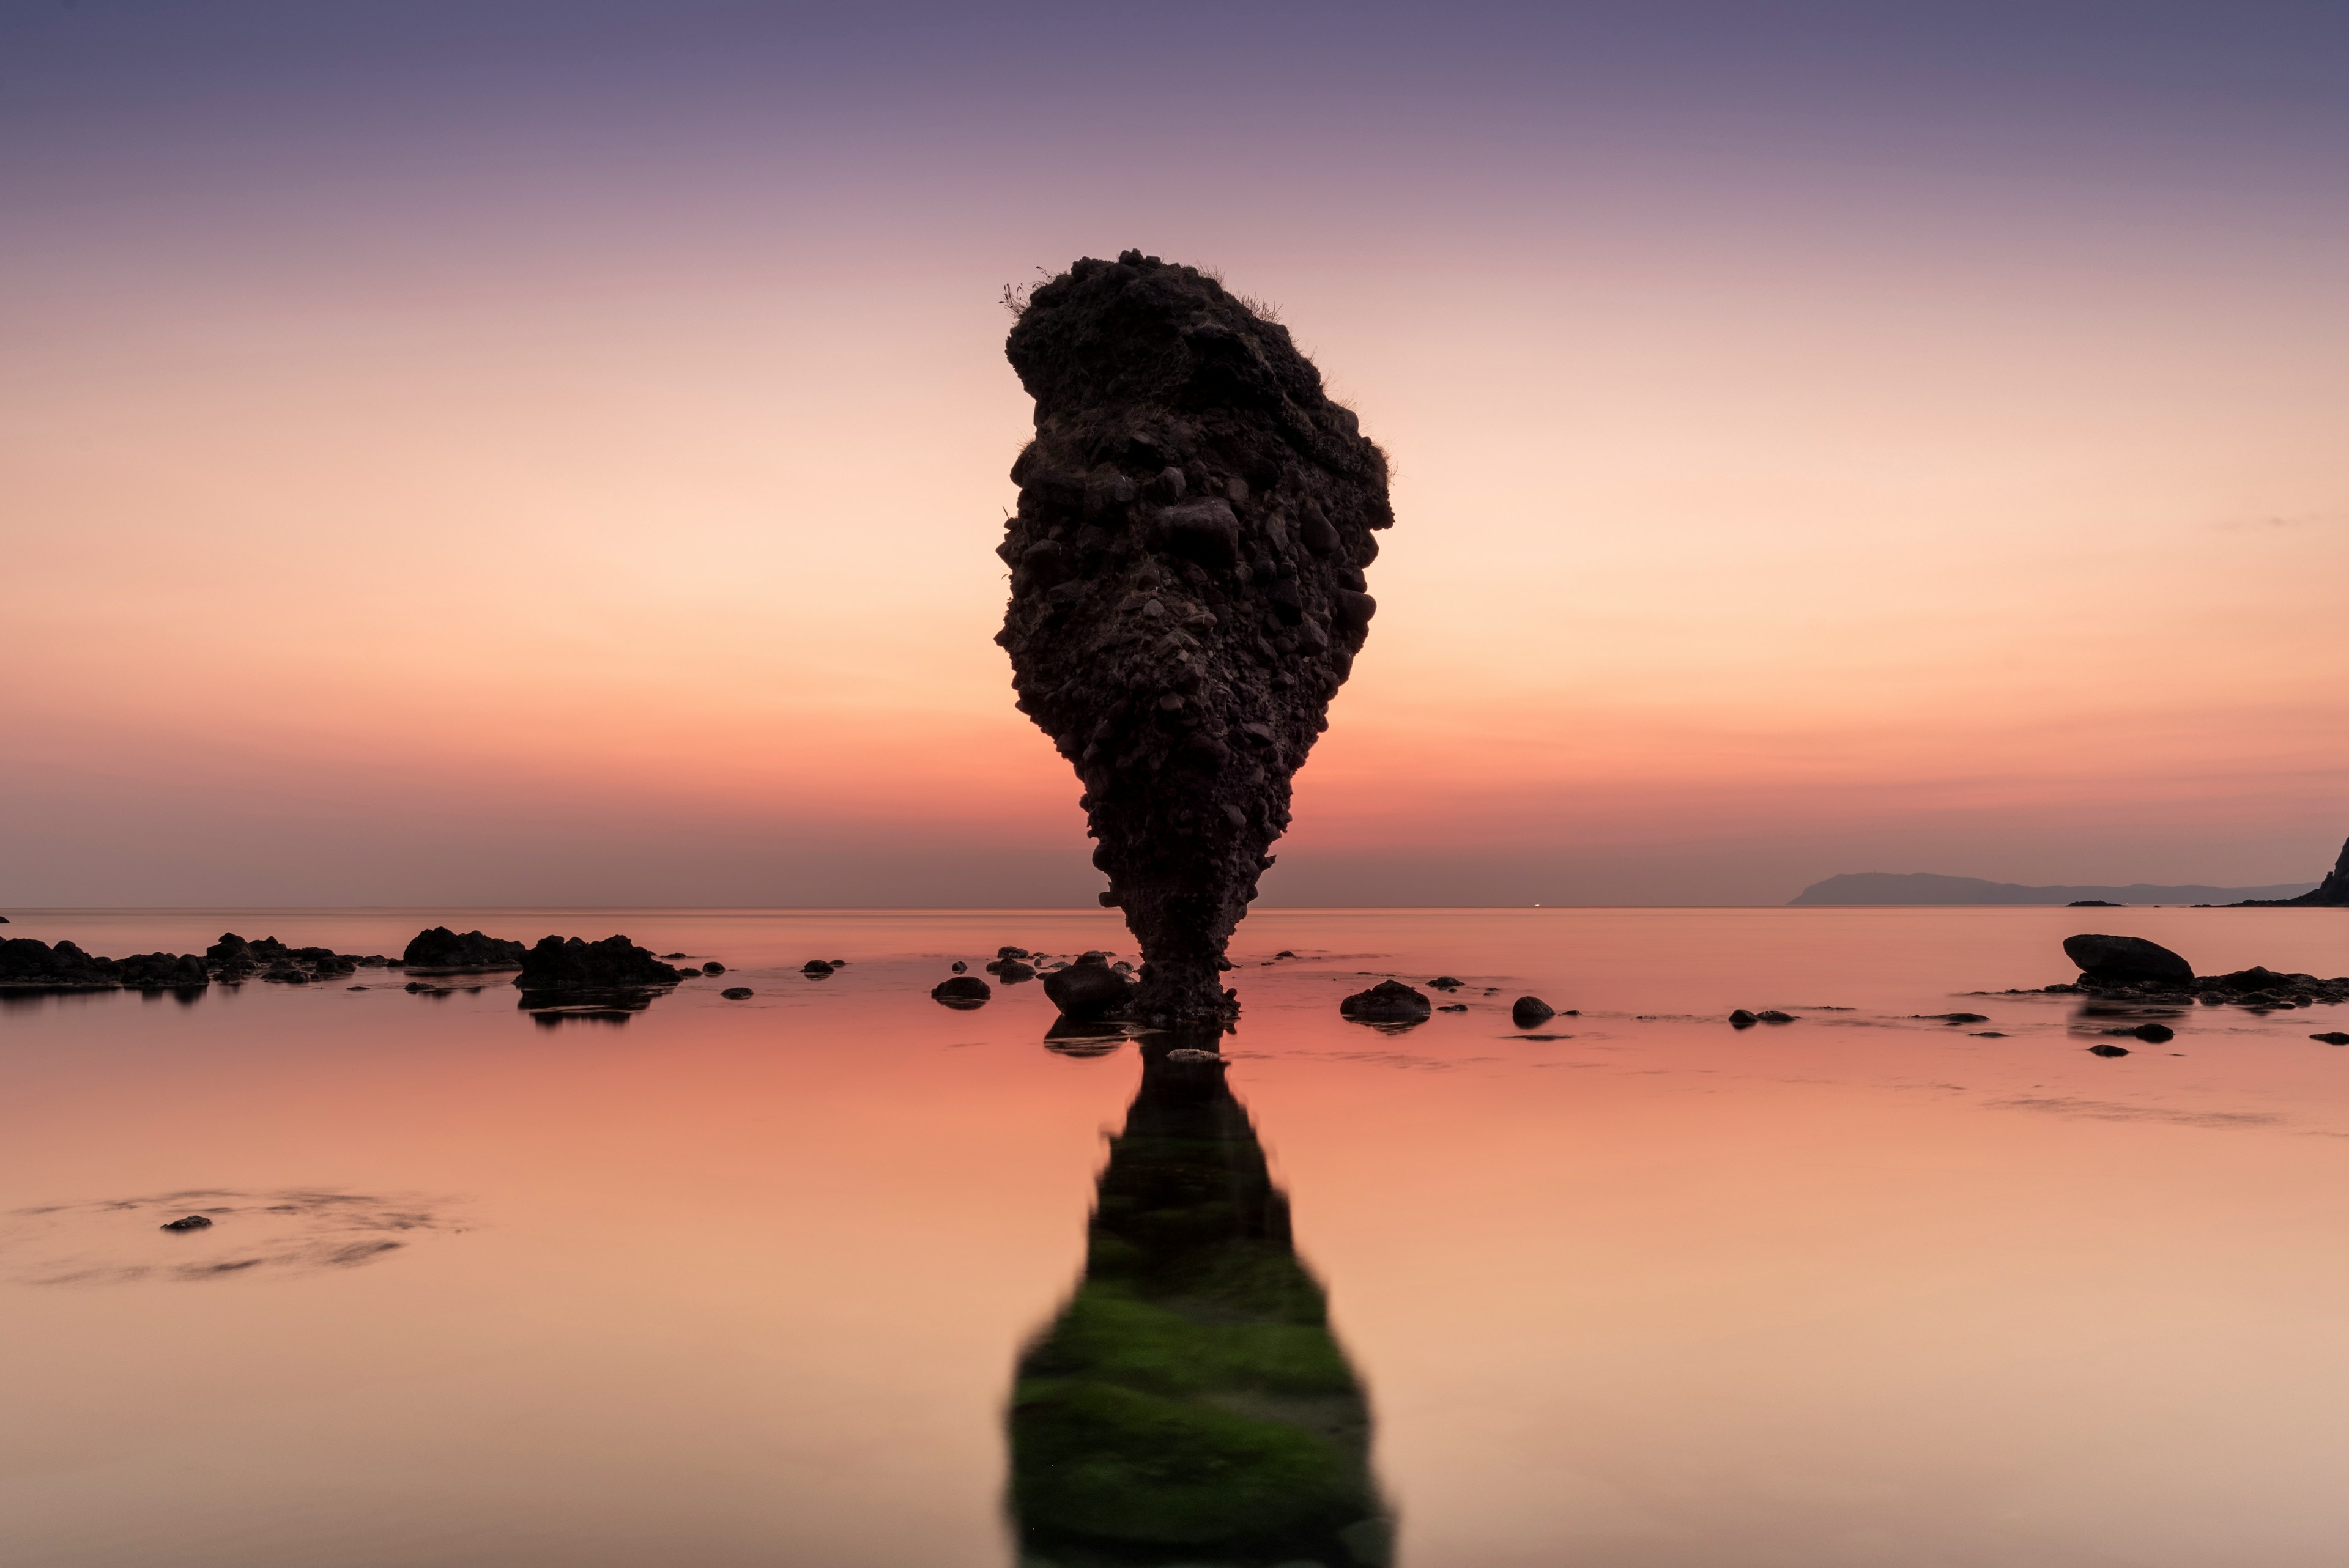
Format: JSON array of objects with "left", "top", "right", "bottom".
[{"left": 4, "top": 1, "right": 2343, "bottom": 906}]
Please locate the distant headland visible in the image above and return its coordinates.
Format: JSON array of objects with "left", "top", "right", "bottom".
[{"left": 1789, "top": 872, "right": 2317, "bottom": 907}]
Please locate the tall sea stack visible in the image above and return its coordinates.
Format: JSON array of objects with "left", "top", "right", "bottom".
[{"left": 998, "top": 253, "right": 1392, "bottom": 1024}]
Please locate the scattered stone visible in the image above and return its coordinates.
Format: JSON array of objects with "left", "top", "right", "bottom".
[
  {"left": 160, "top": 1215, "right": 213, "bottom": 1232},
  {"left": 932, "top": 975, "right": 992, "bottom": 1008},
  {"left": 2068, "top": 900, "right": 2123, "bottom": 907},
  {"left": 0, "top": 937, "right": 120, "bottom": 991},
  {"left": 1915, "top": 1012, "right": 1990, "bottom": 1025},
  {"left": 402, "top": 927, "right": 528, "bottom": 971},
  {"left": 1427, "top": 975, "right": 1465, "bottom": 991},
  {"left": 347, "top": 985, "right": 367, "bottom": 991},
  {"left": 1970, "top": 1031, "right": 2008, "bottom": 1037},
  {"left": 2088, "top": 1043, "right": 2131, "bottom": 1057},
  {"left": 997, "top": 945, "right": 1032, "bottom": 960},
  {"left": 1437, "top": 1003, "right": 1467, "bottom": 1012},
  {"left": 1275, "top": 949, "right": 1297, "bottom": 959},
  {"left": 721, "top": 986, "right": 754, "bottom": 1000},
  {"left": 403, "top": 980, "right": 434, "bottom": 993},
  {"left": 1043, "top": 953, "right": 1138, "bottom": 1021},
  {"left": 2113, "top": 1023, "right": 2176, "bottom": 1043},
  {"left": 1511, "top": 996, "right": 1556, "bottom": 1028},
  {"left": 801, "top": 960, "right": 836, "bottom": 977},
  {"left": 1728, "top": 1009, "right": 1758, "bottom": 1027},
  {"left": 1754, "top": 1010, "right": 1797, "bottom": 1024},
  {"left": 1341, "top": 979, "right": 1431, "bottom": 1024},
  {"left": 951, "top": 960, "right": 968, "bottom": 973},
  {"left": 2062, "top": 933, "right": 2194, "bottom": 986},
  {"left": 2312, "top": 1032, "right": 2349, "bottom": 1046},
  {"left": 701, "top": 961, "right": 725, "bottom": 975},
  {"left": 998, "top": 253, "right": 1393, "bottom": 1023}
]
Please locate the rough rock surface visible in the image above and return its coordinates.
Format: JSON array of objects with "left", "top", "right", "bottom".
[
  {"left": 513, "top": 936, "right": 683, "bottom": 995},
  {"left": 1041, "top": 953, "right": 1137, "bottom": 1021},
  {"left": 997, "top": 252, "right": 1392, "bottom": 1023},
  {"left": 2236, "top": 837, "right": 2349, "bottom": 906},
  {"left": 1340, "top": 979, "right": 1431, "bottom": 1024},
  {"left": 403, "top": 927, "right": 527, "bottom": 971},
  {"left": 0, "top": 938, "right": 119, "bottom": 990},
  {"left": 2063, "top": 933, "right": 2194, "bottom": 986}
]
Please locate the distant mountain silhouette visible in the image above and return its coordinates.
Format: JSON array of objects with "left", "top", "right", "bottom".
[
  {"left": 2233, "top": 838, "right": 2349, "bottom": 906},
  {"left": 1789, "top": 871, "right": 2317, "bottom": 906}
]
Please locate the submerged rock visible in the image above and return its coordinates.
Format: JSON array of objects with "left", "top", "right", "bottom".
[
  {"left": 1728, "top": 1009, "right": 1758, "bottom": 1027},
  {"left": 1340, "top": 979, "right": 1431, "bottom": 1024},
  {"left": 1510, "top": 996, "right": 1556, "bottom": 1028},
  {"left": 997, "top": 253, "right": 1393, "bottom": 1023},
  {"left": 402, "top": 927, "right": 527, "bottom": 971},
  {"left": 2088, "top": 1043, "right": 2132, "bottom": 1057},
  {"left": 1041, "top": 953, "right": 1137, "bottom": 1021},
  {"left": 160, "top": 1215, "right": 213, "bottom": 1232},
  {"left": 2063, "top": 933, "right": 2194, "bottom": 986},
  {"left": 932, "top": 975, "right": 992, "bottom": 1008},
  {"left": 2312, "top": 1032, "right": 2349, "bottom": 1045},
  {"left": 721, "top": 986, "right": 754, "bottom": 1000}
]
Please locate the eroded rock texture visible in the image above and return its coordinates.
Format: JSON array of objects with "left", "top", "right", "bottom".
[{"left": 998, "top": 253, "right": 1391, "bottom": 1023}]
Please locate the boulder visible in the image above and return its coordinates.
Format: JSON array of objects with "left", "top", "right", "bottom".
[
  {"left": 2312, "top": 1032, "right": 2349, "bottom": 1046},
  {"left": 514, "top": 936, "right": 684, "bottom": 992},
  {"left": 2088, "top": 1043, "right": 2131, "bottom": 1057},
  {"left": 801, "top": 959, "right": 836, "bottom": 978},
  {"left": 1511, "top": 996, "right": 1556, "bottom": 1028},
  {"left": 1427, "top": 975, "right": 1464, "bottom": 991},
  {"left": 986, "top": 956, "right": 1039, "bottom": 982},
  {"left": 2062, "top": 933, "right": 2194, "bottom": 986},
  {"left": 1042, "top": 954, "right": 1137, "bottom": 1021},
  {"left": 160, "top": 1215, "right": 213, "bottom": 1232},
  {"left": 115, "top": 952, "right": 209, "bottom": 989},
  {"left": 932, "top": 975, "right": 992, "bottom": 1008},
  {"left": 1341, "top": 979, "right": 1431, "bottom": 1023},
  {"left": 701, "top": 961, "right": 725, "bottom": 975},
  {"left": 721, "top": 986, "right": 754, "bottom": 1000},
  {"left": 0, "top": 937, "right": 118, "bottom": 991},
  {"left": 1729, "top": 1009, "right": 1757, "bottom": 1027},
  {"left": 1754, "top": 1010, "right": 1797, "bottom": 1024},
  {"left": 403, "top": 927, "right": 527, "bottom": 971}
]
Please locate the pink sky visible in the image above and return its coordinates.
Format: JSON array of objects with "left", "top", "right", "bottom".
[{"left": 3, "top": 4, "right": 2343, "bottom": 905}]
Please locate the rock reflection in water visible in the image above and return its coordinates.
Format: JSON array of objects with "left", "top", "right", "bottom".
[{"left": 1010, "top": 1043, "right": 1390, "bottom": 1568}]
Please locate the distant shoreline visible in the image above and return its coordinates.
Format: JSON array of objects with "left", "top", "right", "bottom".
[{"left": 1789, "top": 873, "right": 2318, "bottom": 907}]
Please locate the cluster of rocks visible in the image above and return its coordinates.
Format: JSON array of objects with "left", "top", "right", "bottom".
[
  {"left": 0, "top": 931, "right": 396, "bottom": 992},
  {"left": 1729, "top": 1008, "right": 1798, "bottom": 1027},
  {"left": 402, "top": 928, "right": 526, "bottom": 971},
  {"left": 2060, "top": 933, "right": 2349, "bottom": 1010},
  {"left": 997, "top": 252, "right": 1392, "bottom": 1025},
  {"left": 512, "top": 935, "right": 686, "bottom": 1011}
]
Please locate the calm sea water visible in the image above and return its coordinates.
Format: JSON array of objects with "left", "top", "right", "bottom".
[{"left": 5, "top": 906, "right": 2348, "bottom": 1567}]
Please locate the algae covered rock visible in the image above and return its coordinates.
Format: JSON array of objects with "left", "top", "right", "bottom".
[{"left": 998, "top": 252, "right": 1393, "bottom": 1024}]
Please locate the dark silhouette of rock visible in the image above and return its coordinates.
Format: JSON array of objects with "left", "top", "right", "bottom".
[
  {"left": 721, "top": 986, "right": 754, "bottom": 1000},
  {"left": 116, "top": 952, "right": 209, "bottom": 989},
  {"left": 2068, "top": 900, "right": 2123, "bottom": 907},
  {"left": 0, "top": 937, "right": 118, "bottom": 990},
  {"left": 160, "top": 1215, "right": 213, "bottom": 1232},
  {"left": 701, "top": 961, "right": 725, "bottom": 975},
  {"left": 1916, "top": 1012, "right": 1991, "bottom": 1024},
  {"left": 932, "top": 975, "right": 992, "bottom": 1008},
  {"left": 1437, "top": 1002, "right": 1467, "bottom": 1012},
  {"left": 2131, "top": 1023, "right": 2175, "bottom": 1043},
  {"left": 1427, "top": 975, "right": 1464, "bottom": 991},
  {"left": 951, "top": 960, "right": 968, "bottom": 973},
  {"left": 1009, "top": 1043, "right": 1388, "bottom": 1566},
  {"left": 2312, "top": 1032, "right": 2349, "bottom": 1045},
  {"left": 800, "top": 959, "right": 837, "bottom": 977},
  {"left": 986, "top": 956, "right": 1039, "bottom": 982},
  {"left": 1511, "top": 996, "right": 1556, "bottom": 1028},
  {"left": 2234, "top": 838, "right": 2349, "bottom": 906},
  {"left": 1755, "top": 1010, "right": 1797, "bottom": 1024},
  {"left": 1729, "top": 1009, "right": 1758, "bottom": 1027},
  {"left": 1340, "top": 979, "right": 1430, "bottom": 1024},
  {"left": 514, "top": 935, "right": 683, "bottom": 994},
  {"left": 2063, "top": 934, "right": 2194, "bottom": 986},
  {"left": 2088, "top": 1043, "right": 2131, "bottom": 1057},
  {"left": 1042, "top": 953, "right": 1138, "bottom": 1021},
  {"left": 401, "top": 927, "right": 527, "bottom": 971},
  {"left": 998, "top": 253, "right": 1392, "bottom": 1024}
]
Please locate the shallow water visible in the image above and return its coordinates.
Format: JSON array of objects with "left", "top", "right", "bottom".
[{"left": 6, "top": 906, "right": 2349, "bottom": 1567}]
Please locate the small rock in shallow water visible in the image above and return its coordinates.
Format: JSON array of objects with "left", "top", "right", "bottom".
[
  {"left": 1917, "top": 1012, "right": 1989, "bottom": 1024},
  {"left": 2062, "top": 933, "right": 2194, "bottom": 986},
  {"left": 932, "top": 975, "right": 992, "bottom": 1008},
  {"left": 951, "top": 960, "right": 967, "bottom": 973},
  {"left": 160, "top": 1215, "right": 213, "bottom": 1232},
  {"left": 801, "top": 960, "right": 835, "bottom": 977},
  {"left": 1341, "top": 979, "right": 1431, "bottom": 1024},
  {"left": 1042, "top": 955, "right": 1137, "bottom": 1021},
  {"left": 702, "top": 961, "right": 725, "bottom": 975},
  {"left": 721, "top": 986, "right": 754, "bottom": 1000},
  {"left": 1728, "top": 1009, "right": 1758, "bottom": 1027},
  {"left": 1970, "top": 1031, "right": 2007, "bottom": 1037},
  {"left": 1437, "top": 1003, "right": 1467, "bottom": 1012},
  {"left": 1428, "top": 975, "right": 1464, "bottom": 990},
  {"left": 1511, "top": 996, "right": 1556, "bottom": 1028},
  {"left": 1755, "top": 1010, "right": 1797, "bottom": 1024},
  {"left": 2131, "top": 1023, "right": 2176, "bottom": 1043},
  {"left": 2310, "top": 1032, "right": 2349, "bottom": 1045},
  {"left": 2088, "top": 1043, "right": 2131, "bottom": 1057}
]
